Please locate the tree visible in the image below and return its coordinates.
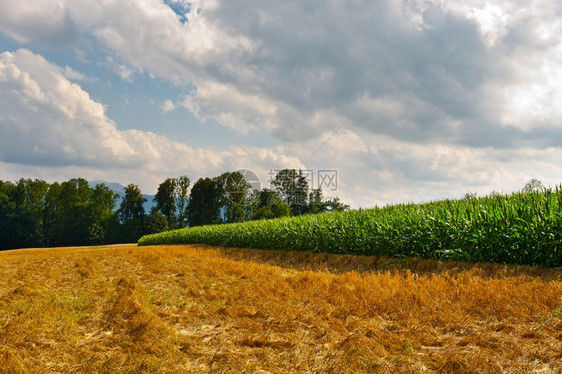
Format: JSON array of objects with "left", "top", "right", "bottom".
[
  {"left": 271, "top": 169, "right": 297, "bottom": 202},
  {"left": 147, "top": 206, "right": 169, "bottom": 234},
  {"left": 271, "top": 169, "right": 309, "bottom": 216},
  {"left": 216, "top": 171, "right": 252, "bottom": 223},
  {"left": 308, "top": 188, "right": 326, "bottom": 214},
  {"left": 175, "top": 176, "right": 190, "bottom": 228},
  {"left": 119, "top": 184, "right": 146, "bottom": 223},
  {"left": 0, "top": 181, "right": 16, "bottom": 249},
  {"left": 118, "top": 184, "right": 147, "bottom": 242},
  {"left": 294, "top": 170, "right": 310, "bottom": 215},
  {"left": 153, "top": 176, "right": 191, "bottom": 229},
  {"left": 523, "top": 178, "right": 544, "bottom": 193},
  {"left": 187, "top": 178, "right": 222, "bottom": 226},
  {"left": 154, "top": 178, "right": 178, "bottom": 228},
  {"left": 52, "top": 178, "right": 93, "bottom": 246},
  {"left": 43, "top": 182, "right": 61, "bottom": 247},
  {"left": 324, "top": 197, "right": 350, "bottom": 212},
  {"left": 0, "top": 179, "right": 50, "bottom": 249},
  {"left": 251, "top": 189, "right": 291, "bottom": 220},
  {"left": 463, "top": 192, "right": 477, "bottom": 200},
  {"left": 47, "top": 179, "right": 118, "bottom": 246},
  {"left": 488, "top": 190, "right": 502, "bottom": 198},
  {"left": 87, "top": 183, "right": 119, "bottom": 245}
]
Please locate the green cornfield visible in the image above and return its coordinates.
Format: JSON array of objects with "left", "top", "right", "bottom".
[{"left": 138, "top": 188, "right": 562, "bottom": 267}]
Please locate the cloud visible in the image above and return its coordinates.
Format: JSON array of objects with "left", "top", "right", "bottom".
[
  {"left": 102, "top": 56, "right": 135, "bottom": 82},
  {"left": 0, "top": 49, "right": 135, "bottom": 167},
  {"left": 0, "top": 0, "right": 78, "bottom": 46},
  {"left": 115, "top": 64, "right": 134, "bottom": 82},
  {"left": 0, "top": 48, "right": 307, "bottom": 194},
  {"left": 63, "top": 66, "right": 96, "bottom": 82},
  {"left": 1, "top": 1, "right": 562, "bottom": 206},
  {"left": 295, "top": 129, "right": 562, "bottom": 207},
  {"left": 160, "top": 99, "right": 176, "bottom": 113},
  {"left": 0, "top": 0, "right": 556, "bottom": 149},
  {"left": 3, "top": 1, "right": 562, "bottom": 147}
]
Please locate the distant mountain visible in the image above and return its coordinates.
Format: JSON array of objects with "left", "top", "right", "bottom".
[{"left": 89, "top": 181, "right": 156, "bottom": 213}]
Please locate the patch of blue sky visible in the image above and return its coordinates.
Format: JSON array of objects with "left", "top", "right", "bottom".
[
  {"left": 0, "top": 32, "right": 19, "bottom": 53},
  {"left": 88, "top": 66, "right": 282, "bottom": 150},
  {"left": 163, "top": 0, "right": 192, "bottom": 24},
  {"left": 0, "top": 29, "right": 281, "bottom": 151}
]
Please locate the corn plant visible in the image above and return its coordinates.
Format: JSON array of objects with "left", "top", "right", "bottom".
[{"left": 138, "top": 187, "right": 562, "bottom": 267}]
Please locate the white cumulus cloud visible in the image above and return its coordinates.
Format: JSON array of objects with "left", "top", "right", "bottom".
[
  {"left": 0, "top": 49, "right": 305, "bottom": 193},
  {"left": 2, "top": 1, "right": 562, "bottom": 205}
]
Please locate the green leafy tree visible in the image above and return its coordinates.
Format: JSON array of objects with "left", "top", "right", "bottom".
[
  {"left": 88, "top": 183, "right": 119, "bottom": 244},
  {"left": 271, "top": 169, "right": 309, "bottom": 216},
  {"left": 216, "top": 171, "right": 252, "bottom": 223},
  {"left": 324, "top": 196, "right": 350, "bottom": 212},
  {"left": 0, "top": 179, "right": 49, "bottom": 249},
  {"left": 187, "top": 177, "right": 222, "bottom": 226},
  {"left": 45, "top": 179, "right": 118, "bottom": 246},
  {"left": 0, "top": 181, "right": 16, "bottom": 249},
  {"left": 154, "top": 178, "right": 178, "bottom": 228},
  {"left": 52, "top": 178, "right": 93, "bottom": 246},
  {"left": 103, "top": 213, "right": 122, "bottom": 244},
  {"left": 43, "top": 182, "right": 61, "bottom": 247},
  {"left": 308, "top": 188, "right": 326, "bottom": 214},
  {"left": 251, "top": 188, "right": 291, "bottom": 220},
  {"left": 175, "top": 176, "right": 191, "bottom": 228},
  {"left": 118, "top": 184, "right": 147, "bottom": 242},
  {"left": 147, "top": 206, "right": 169, "bottom": 234},
  {"left": 523, "top": 178, "right": 544, "bottom": 193},
  {"left": 463, "top": 192, "right": 477, "bottom": 200}
]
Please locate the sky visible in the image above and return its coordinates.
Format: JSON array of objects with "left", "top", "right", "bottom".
[{"left": 1, "top": 0, "right": 562, "bottom": 208}]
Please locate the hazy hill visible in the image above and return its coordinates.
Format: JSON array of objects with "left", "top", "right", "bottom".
[{"left": 90, "top": 181, "right": 156, "bottom": 213}]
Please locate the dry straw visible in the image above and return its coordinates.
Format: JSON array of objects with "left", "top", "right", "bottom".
[{"left": 0, "top": 244, "right": 560, "bottom": 373}]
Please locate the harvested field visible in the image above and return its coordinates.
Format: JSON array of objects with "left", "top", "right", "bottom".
[{"left": 0, "top": 244, "right": 561, "bottom": 373}]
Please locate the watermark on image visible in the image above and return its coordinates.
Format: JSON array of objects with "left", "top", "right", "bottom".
[
  {"left": 222, "top": 168, "right": 340, "bottom": 209},
  {"left": 236, "top": 169, "right": 261, "bottom": 191},
  {"left": 266, "top": 169, "right": 338, "bottom": 191},
  {"left": 222, "top": 169, "right": 262, "bottom": 208},
  {"left": 318, "top": 169, "right": 338, "bottom": 191}
]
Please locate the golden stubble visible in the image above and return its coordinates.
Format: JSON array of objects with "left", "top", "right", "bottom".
[{"left": 0, "top": 244, "right": 560, "bottom": 373}]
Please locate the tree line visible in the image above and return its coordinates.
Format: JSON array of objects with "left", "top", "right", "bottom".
[{"left": 0, "top": 169, "right": 348, "bottom": 250}]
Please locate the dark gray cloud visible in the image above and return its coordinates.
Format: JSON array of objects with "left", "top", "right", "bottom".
[
  {"left": 2, "top": 1, "right": 562, "bottom": 207},
  {"left": 0, "top": 2, "right": 79, "bottom": 47},
  {"left": 181, "top": 1, "right": 514, "bottom": 145},
  {"left": 187, "top": 0, "right": 562, "bottom": 151},
  {"left": 3, "top": 0, "right": 560, "bottom": 148}
]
